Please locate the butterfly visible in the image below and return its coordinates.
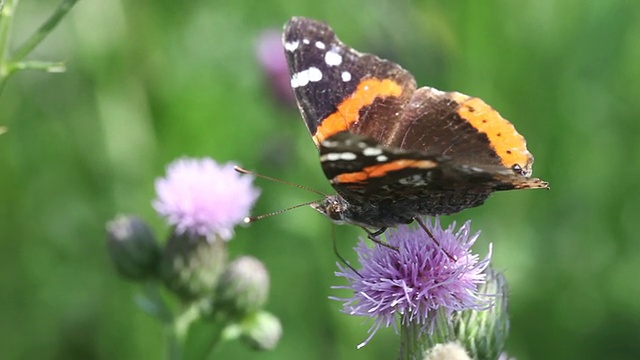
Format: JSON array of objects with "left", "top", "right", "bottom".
[{"left": 281, "top": 17, "right": 548, "bottom": 239}]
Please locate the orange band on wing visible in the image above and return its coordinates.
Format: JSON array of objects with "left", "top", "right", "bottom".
[
  {"left": 313, "top": 78, "right": 404, "bottom": 145},
  {"left": 332, "top": 159, "right": 437, "bottom": 184},
  {"left": 451, "top": 93, "right": 532, "bottom": 169}
]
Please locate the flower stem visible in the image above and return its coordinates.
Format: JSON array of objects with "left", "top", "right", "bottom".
[
  {"left": 181, "top": 311, "right": 228, "bottom": 360},
  {"left": 399, "top": 318, "right": 423, "bottom": 360},
  {"left": 0, "top": 0, "right": 14, "bottom": 57},
  {"left": 11, "top": 0, "right": 78, "bottom": 61},
  {"left": 399, "top": 310, "right": 456, "bottom": 360},
  {"left": 165, "top": 305, "right": 202, "bottom": 360},
  {"left": 0, "top": 0, "right": 78, "bottom": 93},
  {"left": 166, "top": 328, "right": 182, "bottom": 360},
  {"left": 7, "top": 60, "right": 65, "bottom": 72},
  {"left": 0, "top": 0, "right": 16, "bottom": 87},
  {"left": 174, "top": 304, "right": 203, "bottom": 341},
  {"left": 134, "top": 282, "right": 182, "bottom": 360}
]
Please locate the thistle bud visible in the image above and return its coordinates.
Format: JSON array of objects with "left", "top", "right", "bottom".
[
  {"left": 160, "top": 231, "right": 227, "bottom": 301},
  {"left": 453, "top": 267, "right": 510, "bottom": 360},
  {"left": 240, "top": 310, "right": 282, "bottom": 351},
  {"left": 214, "top": 256, "right": 269, "bottom": 319},
  {"left": 106, "top": 216, "right": 160, "bottom": 281}
]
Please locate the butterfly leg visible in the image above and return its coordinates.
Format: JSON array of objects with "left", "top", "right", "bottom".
[
  {"left": 369, "top": 227, "right": 386, "bottom": 237},
  {"left": 332, "top": 225, "right": 361, "bottom": 277},
  {"left": 363, "top": 227, "right": 399, "bottom": 251},
  {"left": 414, "top": 217, "right": 456, "bottom": 261}
]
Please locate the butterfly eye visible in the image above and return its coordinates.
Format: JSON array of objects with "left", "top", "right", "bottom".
[
  {"left": 327, "top": 203, "right": 342, "bottom": 221},
  {"left": 511, "top": 164, "right": 523, "bottom": 175}
]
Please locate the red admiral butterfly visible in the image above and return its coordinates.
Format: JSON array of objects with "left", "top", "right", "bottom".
[{"left": 283, "top": 17, "right": 548, "bottom": 236}]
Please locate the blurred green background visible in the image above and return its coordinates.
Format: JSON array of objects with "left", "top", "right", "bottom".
[{"left": 1, "top": 0, "right": 639, "bottom": 359}]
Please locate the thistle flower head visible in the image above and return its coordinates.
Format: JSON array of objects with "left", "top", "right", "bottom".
[
  {"left": 153, "top": 157, "right": 260, "bottom": 240},
  {"left": 333, "top": 217, "right": 492, "bottom": 348}
]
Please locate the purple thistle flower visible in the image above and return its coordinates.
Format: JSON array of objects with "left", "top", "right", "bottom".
[
  {"left": 333, "top": 217, "right": 492, "bottom": 349},
  {"left": 153, "top": 158, "right": 260, "bottom": 240}
]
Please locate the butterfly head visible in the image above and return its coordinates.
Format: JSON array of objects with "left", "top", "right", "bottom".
[{"left": 310, "top": 195, "right": 348, "bottom": 225}]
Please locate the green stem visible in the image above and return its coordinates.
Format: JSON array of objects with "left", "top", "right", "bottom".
[
  {"left": 0, "top": 0, "right": 78, "bottom": 94},
  {"left": 182, "top": 315, "right": 227, "bottom": 360},
  {"left": 11, "top": 0, "right": 78, "bottom": 61},
  {"left": 136, "top": 282, "right": 181, "bottom": 360},
  {"left": 0, "top": 0, "right": 15, "bottom": 62},
  {"left": 7, "top": 60, "right": 65, "bottom": 73},
  {"left": 0, "top": 0, "right": 16, "bottom": 90},
  {"left": 174, "top": 304, "right": 203, "bottom": 341},
  {"left": 172, "top": 303, "right": 219, "bottom": 360},
  {"left": 165, "top": 302, "right": 204, "bottom": 360},
  {"left": 398, "top": 310, "right": 456, "bottom": 360},
  {"left": 166, "top": 327, "right": 182, "bottom": 360},
  {"left": 399, "top": 317, "right": 423, "bottom": 360}
]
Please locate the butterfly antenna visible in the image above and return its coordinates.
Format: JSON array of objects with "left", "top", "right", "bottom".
[
  {"left": 234, "top": 166, "right": 327, "bottom": 197},
  {"left": 244, "top": 200, "right": 318, "bottom": 223}
]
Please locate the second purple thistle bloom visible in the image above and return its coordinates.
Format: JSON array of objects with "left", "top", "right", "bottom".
[{"left": 333, "top": 217, "right": 493, "bottom": 348}]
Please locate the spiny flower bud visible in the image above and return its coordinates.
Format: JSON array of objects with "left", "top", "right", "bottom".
[
  {"left": 214, "top": 256, "right": 270, "bottom": 319},
  {"left": 106, "top": 215, "right": 160, "bottom": 281},
  {"left": 160, "top": 232, "right": 227, "bottom": 301},
  {"left": 240, "top": 310, "right": 282, "bottom": 351},
  {"left": 453, "top": 267, "right": 510, "bottom": 360}
]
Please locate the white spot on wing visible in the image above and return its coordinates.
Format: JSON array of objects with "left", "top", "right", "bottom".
[
  {"left": 320, "top": 152, "right": 358, "bottom": 162},
  {"left": 324, "top": 51, "right": 343, "bottom": 66},
  {"left": 284, "top": 40, "right": 299, "bottom": 52},
  {"left": 307, "top": 67, "right": 323, "bottom": 82},
  {"left": 321, "top": 153, "right": 339, "bottom": 161},
  {"left": 290, "top": 67, "right": 323, "bottom": 88},
  {"left": 322, "top": 140, "right": 340, "bottom": 148},
  {"left": 290, "top": 71, "right": 307, "bottom": 88},
  {"left": 363, "top": 147, "right": 383, "bottom": 156},
  {"left": 315, "top": 41, "right": 326, "bottom": 49},
  {"left": 302, "top": 38, "right": 310, "bottom": 45},
  {"left": 340, "top": 152, "right": 357, "bottom": 160},
  {"left": 376, "top": 155, "right": 388, "bottom": 162},
  {"left": 341, "top": 71, "right": 352, "bottom": 82}
]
